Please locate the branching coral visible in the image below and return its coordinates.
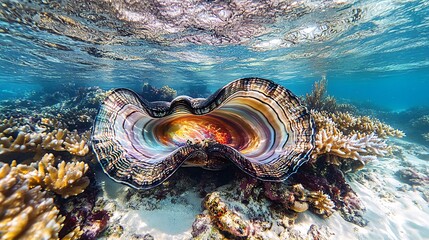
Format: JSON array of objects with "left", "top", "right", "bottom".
[
  {"left": 0, "top": 117, "right": 90, "bottom": 158},
  {"left": 307, "top": 190, "right": 335, "bottom": 218},
  {"left": 41, "top": 129, "right": 90, "bottom": 156},
  {"left": 328, "top": 111, "right": 405, "bottom": 138},
  {"left": 17, "top": 153, "right": 90, "bottom": 198},
  {"left": 314, "top": 127, "right": 388, "bottom": 164},
  {"left": 304, "top": 77, "right": 355, "bottom": 113},
  {"left": 310, "top": 109, "right": 402, "bottom": 169},
  {"left": 304, "top": 77, "right": 337, "bottom": 112},
  {"left": 0, "top": 163, "right": 64, "bottom": 240}
]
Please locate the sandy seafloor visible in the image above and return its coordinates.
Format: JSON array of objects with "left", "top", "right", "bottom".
[{"left": 94, "top": 138, "right": 429, "bottom": 240}]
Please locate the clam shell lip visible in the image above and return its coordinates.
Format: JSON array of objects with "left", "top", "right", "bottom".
[{"left": 91, "top": 78, "right": 315, "bottom": 189}]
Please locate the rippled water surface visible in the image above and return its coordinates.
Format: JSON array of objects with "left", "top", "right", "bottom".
[{"left": 1, "top": 0, "right": 428, "bottom": 110}]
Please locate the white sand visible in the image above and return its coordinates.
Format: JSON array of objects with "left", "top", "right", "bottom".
[
  {"left": 97, "top": 139, "right": 429, "bottom": 239},
  {"left": 97, "top": 172, "right": 203, "bottom": 239}
]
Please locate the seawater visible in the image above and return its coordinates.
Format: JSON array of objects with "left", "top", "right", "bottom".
[{"left": 1, "top": 0, "right": 429, "bottom": 239}]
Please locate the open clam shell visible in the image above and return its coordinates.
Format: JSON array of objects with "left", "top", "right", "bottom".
[{"left": 91, "top": 78, "right": 315, "bottom": 189}]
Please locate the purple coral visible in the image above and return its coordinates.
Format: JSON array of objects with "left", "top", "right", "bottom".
[{"left": 58, "top": 178, "right": 109, "bottom": 240}]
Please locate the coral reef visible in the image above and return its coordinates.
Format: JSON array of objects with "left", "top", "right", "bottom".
[
  {"left": 328, "top": 111, "right": 405, "bottom": 138},
  {"left": 0, "top": 79, "right": 413, "bottom": 239},
  {"left": 18, "top": 153, "right": 90, "bottom": 198},
  {"left": 0, "top": 163, "right": 82, "bottom": 240},
  {"left": 291, "top": 157, "right": 368, "bottom": 226},
  {"left": 304, "top": 77, "right": 356, "bottom": 113},
  {"left": 0, "top": 117, "right": 90, "bottom": 161},
  {"left": 190, "top": 175, "right": 339, "bottom": 239},
  {"left": 57, "top": 174, "right": 109, "bottom": 240},
  {"left": 307, "top": 190, "right": 335, "bottom": 218},
  {"left": 305, "top": 78, "right": 403, "bottom": 170},
  {"left": 310, "top": 110, "right": 396, "bottom": 170},
  {"left": 313, "top": 126, "right": 388, "bottom": 165},
  {"left": 411, "top": 115, "right": 429, "bottom": 142},
  {"left": 141, "top": 83, "right": 177, "bottom": 102},
  {"left": 204, "top": 192, "right": 254, "bottom": 237}
]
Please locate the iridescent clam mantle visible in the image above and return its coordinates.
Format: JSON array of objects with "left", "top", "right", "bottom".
[{"left": 91, "top": 78, "right": 315, "bottom": 189}]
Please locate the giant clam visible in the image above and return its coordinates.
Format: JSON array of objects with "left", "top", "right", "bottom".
[{"left": 91, "top": 78, "right": 315, "bottom": 189}]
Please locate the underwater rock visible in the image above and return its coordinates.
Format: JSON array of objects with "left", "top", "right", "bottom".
[
  {"left": 191, "top": 213, "right": 226, "bottom": 240},
  {"left": 291, "top": 158, "right": 368, "bottom": 226},
  {"left": 58, "top": 180, "right": 109, "bottom": 240},
  {"left": 204, "top": 192, "right": 254, "bottom": 237},
  {"left": 92, "top": 78, "right": 315, "bottom": 189},
  {"left": 396, "top": 168, "right": 429, "bottom": 186}
]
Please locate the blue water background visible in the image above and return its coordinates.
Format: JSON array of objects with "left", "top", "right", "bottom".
[{"left": 0, "top": 0, "right": 428, "bottom": 111}]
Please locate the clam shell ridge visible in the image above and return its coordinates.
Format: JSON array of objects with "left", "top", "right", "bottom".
[{"left": 91, "top": 78, "right": 315, "bottom": 189}]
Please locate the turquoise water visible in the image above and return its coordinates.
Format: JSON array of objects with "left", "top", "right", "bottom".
[
  {"left": 1, "top": 1, "right": 429, "bottom": 239},
  {"left": 1, "top": 0, "right": 428, "bottom": 111}
]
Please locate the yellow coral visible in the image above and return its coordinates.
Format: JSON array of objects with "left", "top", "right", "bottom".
[
  {"left": 329, "top": 112, "right": 405, "bottom": 138},
  {"left": 307, "top": 191, "right": 335, "bottom": 218},
  {"left": 0, "top": 117, "right": 90, "bottom": 157},
  {"left": 61, "top": 226, "right": 83, "bottom": 240},
  {"left": 310, "top": 110, "right": 399, "bottom": 167},
  {"left": 313, "top": 127, "right": 387, "bottom": 164},
  {"left": 18, "top": 153, "right": 90, "bottom": 198},
  {"left": 0, "top": 164, "right": 64, "bottom": 240},
  {"left": 63, "top": 130, "right": 90, "bottom": 156}
]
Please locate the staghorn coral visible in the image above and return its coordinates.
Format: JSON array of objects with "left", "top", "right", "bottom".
[
  {"left": 17, "top": 153, "right": 90, "bottom": 198},
  {"left": 313, "top": 127, "right": 388, "bottom": 165},
  {"left": 328, "top": 111, "right": 405, "bottom": 138},
  {"left": 61, "top": 226, "right": 83, "bottom": 240},
  {"left": 0, "top": 117, "right": 90, "bottom": 159},
  {"left": 304, "top": 77, "right": 337, "bottom": 112},
  {"left": 310, "top": 110, "right": 402, "bottom": 169},
  {"left": 41, "top": 129, "right": 90, "bottom": 157},
  {"left": 304, "top": 77, "right": 356, "bottom": 113},
  {"left": 0, "top": 163, "right": 62, "bottom": 240},
  {"left": 307, "top": 190, "right": 335, "bottom": 218}
]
